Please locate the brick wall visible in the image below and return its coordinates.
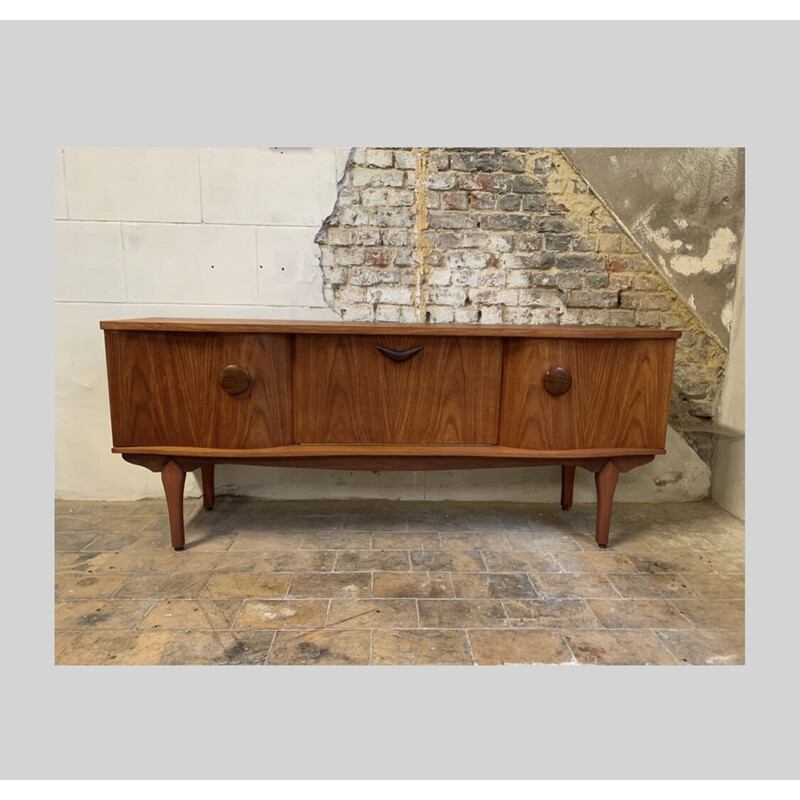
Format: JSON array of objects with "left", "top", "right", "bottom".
[{"left": 316, "top": 147, "right": 727, "bottom": 461}]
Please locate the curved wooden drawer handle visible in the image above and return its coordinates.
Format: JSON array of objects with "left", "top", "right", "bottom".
[
  {"left": 376, "top": 345, "right": 424, "bottom": 362},
  {"left": 219, "top": 364, "right": 251, "bottom": 395},
  {"left": 543, "top": 366, "right": 572, "bottom": 396}
]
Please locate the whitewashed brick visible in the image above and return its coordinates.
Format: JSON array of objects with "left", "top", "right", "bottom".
[
  {"left": 341, "top": 305, "right": 375, "bottom": 322},
  {"left": 375, "top": 287, "right": 413, "bottom": 305},
  {"left": 454, "top": 307, "right": 479, "bottom": 323},
  {"left": 375, "top": 304, "right": 402, "bottom": 322},
  {"left": 478, "top": 306, "right": 504, "bottom": 324},
  {"left": 200, "top": 148, "right": 339, "bottom": 226},
  {"left": 123, "top": 223, "right": 257, "bottom": 305},
  {"left": 55, "top": 221, "right": 126, "bottom": 302},
  {"left": 365, "top": 148, "right": 393, "bottom": 167},
  {"left": 400, "top": 306, "right": 421, "bottom": 323},
  {"left": 54, "top": 149, "right": 67, "bottom": 219},
  {"left": 427, "top": 306, "right": 455, "bottom": 323},
  {"left": 257, "top": 226, "right": 329, "bottom": 307},
  {"left": 64, "top": 148, "right": 201, "bottom": 222}
]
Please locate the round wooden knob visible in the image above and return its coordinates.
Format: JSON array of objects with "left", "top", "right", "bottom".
[
  {"left": 219, "top": 364, "right": 251, "bottom": 396},
  {"left": 543, "top": 366, "right": 571, "bottom": 396}
]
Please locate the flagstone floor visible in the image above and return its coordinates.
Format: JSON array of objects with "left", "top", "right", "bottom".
[{"left": 54, "top": 496, "right": 745, "bottom": 666}]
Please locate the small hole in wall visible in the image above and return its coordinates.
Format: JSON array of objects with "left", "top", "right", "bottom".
[
  {"left": 425, "top": 311, "right": 431, "bottom": 322},
  {"left": 477, "top": 309, "right": 482, "bottom": 321},
  {"left": 211, "top": 265, "right": 214, "bottom": 269}
]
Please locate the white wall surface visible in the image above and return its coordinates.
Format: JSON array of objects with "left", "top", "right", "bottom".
[{"left": 54, "top": 147, "right": 710, "bottom": 503}]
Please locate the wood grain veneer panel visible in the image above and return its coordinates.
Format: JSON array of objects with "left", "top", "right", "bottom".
[
  {"left": 499, "top": 338, "right": 677, "bottom": 451},
  {"left": 294, "top": 335, "right": 502, "bottom": 444},
  {"left": 104, "top": 331, "right": 293, "bottom": 449}
]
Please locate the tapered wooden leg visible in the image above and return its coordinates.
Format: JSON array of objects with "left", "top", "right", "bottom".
[
  {"left": 161, "top": 459, "right": 187, "bottom": 550},
  {"left": 561, "top": 465, "right": 576, "bottom": 510},
  {"left": 201, "top": 464, "right": 215, "bottom": 510},
  {"left": 594, "top": 460, "right": 620, "bottom": 549}
]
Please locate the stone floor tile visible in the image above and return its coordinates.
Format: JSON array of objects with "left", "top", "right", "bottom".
[
  {"left": 56, "top": 631, "right": 175, "bottom": 665},
  {"left": 254, "top": 550, "right": 338, "bottom": 573},
  {"left": 55, "top": 571, "right": 128, "bottom": 600},
  {"left": 233, "top": 599, "right": 328, "bottom": 630},
  {"left": 301, "top": 531, "right": 376, "bottom": 550},
  {"left": 410, "top": 550, "right": 486, "bottom": 572},
  {"left": 55, "top": 551, "right": 119, "bottom": 574},
  {"left": 256, "top": 514, "right": 348, "bottom": 534},
  {"left": 138, "top": 599, "right": 242, "bottom": 631},
  {"left": 555, "top": 551, "right": 639, "bottom": 573},
  {"left": 334, "top": 550, "right": 411, "bottom": 572},
  {"left": 418, "top": 599, "right": 508, "bottom": 628},
  {"left": 682, "top": 572, "right": 745, "bottom": 600},
  {"left": 373, "top": 630, "right": 472, "bottom": 665},
  {"left": 91, "top": 512, "right": 162, "bottom": 531},
  {"left": 79, "top": 529, "right": 179, "bottom": 552},
  {"left": 55, "top": 633, "right": 78, "bottom": 658},
  {"left": 563, "top": 630, "right": 679, "bottom": 665},
  {"left": 268, "top": 630, "right": 371, "bottom": 665},
  {"left": 226, "top": 531, "right": 307, "bottom": 551},
  {"left": 54, "top": 531, "right": 103, "bottom": 551},
  {"left": 67, "top": 550, "right": 188, "bottom": 575},
  {"left": 342, "top": 513, "right": 409, "bottom": 532},
  {"left": 468, "top": 630, "right": 573, "bottom": 665},
  {"left": 114, "top": 572, "right": 212, "bottom": 599},
  {"left": 372, "top": 531, "right": 441, "bottom": 550},
  {"left": 606, "top": 572, "right": 703, "bottom": 599},
  {"left": 55, "top": 599, "right": 154, "bottom": 631},
  {"left": 656, "top": 629, "right": 745, "bottom": 665},
  {"left": 504, "top": 531, "right": 581, "bottom": 552},
  {"left": 480, "top": 551, "right": 561, "bottom": 573},
  {"left": 161, "top": 631, "right": 276, "bottom": 665},
  {"left": 531, "top": 573, "right": 620, "bottom": 600},
  {"left": 451, "top": 572, "right": 539, "bottom": 599},
  {"left": 327, "top": 599, "right": 418, "bottom": 629},
  {"left": 670, "top": 599, "right": 745, "bottom": 630},
  {"left": 288, "top": 572, "right": 371, "bottom": 599},
  {"left": 201, "top": 572, "right": 292, "bottom": 599},
  {"left": 403, "top": 512, "right": 473, "bottom": 533},
  {"left": 54, "top": 515, "right": 103, "bottom": 534},
  {"left": 176, "top": 551, "right": 268, "bottom": 573},
  {"left": 626, "top": 552, "right": 744, "bottom": 575},
  {"left": 372, "top": 571, "right": 454, "bottom": 598},
  {"left": 53, "top": 498, "right": 745, "bottom": 667},
  {"left": 586, "top": 599, "right": 693, "bottom": 630},
  {"left": 437, "top": 531, "right": 513, "bottom": 551},
  {"left": 503, "top": 599, "right": 600, "bottom": 629}
]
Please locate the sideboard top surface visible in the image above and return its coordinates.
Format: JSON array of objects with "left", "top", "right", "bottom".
[{"left": 100, "top": 318, "right": 682, "bottom": 339}]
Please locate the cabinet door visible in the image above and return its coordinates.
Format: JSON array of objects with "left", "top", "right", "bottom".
[
  {"left": 104, "top": 331, "right": 293, "bottom": 449},
  {"left": 294, "top": 334, "right": 502, "bottom": 444},
  {"left": 499, "top": 338, "right": 676, "bottom": 451}
]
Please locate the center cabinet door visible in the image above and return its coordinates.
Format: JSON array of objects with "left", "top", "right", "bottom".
[{"left": 294, "top": 335, "right": 503, "bottom": 445}]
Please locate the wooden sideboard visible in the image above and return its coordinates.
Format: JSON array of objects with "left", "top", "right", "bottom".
[{"left": 100, "top": 319, "right": 680, "bottom": 549}]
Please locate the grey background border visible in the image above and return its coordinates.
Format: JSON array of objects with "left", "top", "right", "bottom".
[{"left": 4, "top": 19, "right": 794, "bottom": 779}]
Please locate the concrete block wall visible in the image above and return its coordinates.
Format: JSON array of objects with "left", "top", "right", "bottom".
[
  {"left": 55, "top": 147, "right": 714, "bottom": 504},
  {"left": 55, "top": 147, "right": 344, "bottom": 500}
]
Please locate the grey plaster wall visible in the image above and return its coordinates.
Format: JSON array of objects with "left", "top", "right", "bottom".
[{"left": 561, "top": 148, "right": 744, "bottom": 349}]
